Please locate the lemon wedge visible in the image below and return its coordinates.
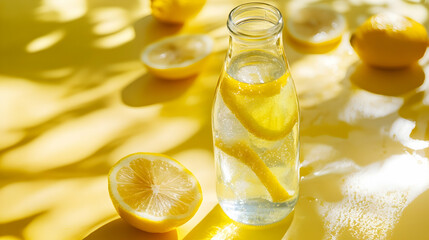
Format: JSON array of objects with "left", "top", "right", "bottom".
[
  {"left": 285, "top": 6, "right": 346, "bottom": 47},
  {"left": 351, "top": 12, "right": 428, "bottom": 69},
  {"left": 108, "top": 153, "right": 202, "bottom": 233},
  {"left": 141, "top": 34, "right": 213, "bottom": 80},
  {"left": 220, "top": 72, "right": 298, "bottom": 141},
  {"left": 151, "top": 0, "right": 206, "bottom": 24}
]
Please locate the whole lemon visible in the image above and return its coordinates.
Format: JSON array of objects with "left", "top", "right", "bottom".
[
  {"left": 351, "top": 12, "right": 428, "bottom": 69},
  {"left": 151, "top": 0, "right": 206, "bottom": 24}
]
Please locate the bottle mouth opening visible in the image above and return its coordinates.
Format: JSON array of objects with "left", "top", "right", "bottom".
[{"left": 227, "top": 2, "right": 283, "bottom": 39}]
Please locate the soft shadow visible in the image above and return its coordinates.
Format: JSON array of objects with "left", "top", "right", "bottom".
[
  {"left": 349, "top": 63, "right": 425, "bottom": 96},
  {"left": 121, "top": 74, "right": 195, "bottom": 107},
  {"left": 183, "top": 204, "right": 294, "bottom": 240},
  {"left": 83, "top": 218, "right": 178, "bottom": 240},
  {"left": 133, "top": 15, "right": 182, "bottom": 52},
  {"left": 391, "top": 188, "right": 429, "bottom": 240}
]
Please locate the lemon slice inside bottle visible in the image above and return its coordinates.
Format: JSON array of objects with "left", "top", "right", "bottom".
[
  {"left": 215, "top": 139, "right": 292, "bottom": 202},
  {"left": 220, "top": 71, "right": 298, "bottom": 141}
]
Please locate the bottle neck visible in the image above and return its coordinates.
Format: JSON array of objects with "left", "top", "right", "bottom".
[
  {"left": 227, "top": 32, "right": 284, "bottom": 59},
  {"left": 225, "top": 3, "right": 285, "bottom": 67}
]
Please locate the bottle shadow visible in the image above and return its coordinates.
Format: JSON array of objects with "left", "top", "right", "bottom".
[
  {"left": 349, "top": 62, "right": 425, "bottom": 96},
  {"left": 183, "top": 204, "right": 294, "bottom": 240},
  {"left": 83, "top": 218, "right": 178, "bottom": 240},
  {"left": 121, "top": 73, "right": 195, "bottom": 107}
]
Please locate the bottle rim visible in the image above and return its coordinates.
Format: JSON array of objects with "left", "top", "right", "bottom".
[{"left": 227, "top": 2, "right": 283, "bottom": 39}]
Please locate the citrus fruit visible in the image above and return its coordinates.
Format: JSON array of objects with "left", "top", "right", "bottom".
[
  {"left": 151, "top": 0, "right": 206, "bottom": 24},
  {"left": 285, "top": 6, "right": 346, "bottom": 47},
  {"left": 141, "top": 34, "right": 213, "bottom": 80},
  {"left": 108, "top": 153, "right": 202, "bottom": 233},
  {"left": 350, "top": 12, "right": 428, "bottom": 69},
  {"left": 215, "top": 139, "right": 292, "bottom": 202},
  {"left": 220, "top": 72, "right": 298, "bottom": 141}
]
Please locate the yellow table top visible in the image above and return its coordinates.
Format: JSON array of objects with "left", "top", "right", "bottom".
[{"left": 1, "top": 0, "right": 429, "bottom": 239}]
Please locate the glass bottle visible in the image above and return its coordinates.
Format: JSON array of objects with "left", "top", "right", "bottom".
[{"left": 212, "top": 2, "right": 300, "bottom": 225}]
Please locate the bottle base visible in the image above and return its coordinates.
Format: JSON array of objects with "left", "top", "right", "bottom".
[{"left": 219, "top": 197, "right": 297, "bottom": 226}]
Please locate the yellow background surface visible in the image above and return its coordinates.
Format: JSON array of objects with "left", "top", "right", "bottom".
[{"left": 1, "top": 0, "right": 429, "bottom": 239}]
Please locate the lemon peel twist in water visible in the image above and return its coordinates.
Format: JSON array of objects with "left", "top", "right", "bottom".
[{"left": 219, "top": 71, "right": 298, "bottom": 141}]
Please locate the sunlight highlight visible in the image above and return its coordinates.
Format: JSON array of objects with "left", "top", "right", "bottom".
[
  {"left": 339, "top": 90, "right": 403, "bottom": 123},
  {"left": 93, "top": 27, "right": 135, "bottom": 49},
  {"left": 35, "top": 0, "right": 87, "bottom": 22},
  {"left": 0, "top": 77, "right": 61, "bottom": 130},
  {"left": 0, "top": 109, "right": 134, "bottom": 173},
  {"left": 39, "top": 67, "right": 74, "bottom": 79},
  {"left": 110, "top": 117, "right": 201, "bottom": 165},
  {"left": 0, "top": 180, "right": 77, "bottom": 223},
  {"left": 26, "top": 29, "right": 65, "bottom": 53},
  {"left": 22, "top": 177, "right": 115, "bottom": 240},
  {"left": 210, "top": 223, "right": 238, "bottom": 240},
  {"left": 0, "top": 130, "right": 24, "bottom": 150},
  {"left": 390, "top": 118, "right": 429, "bottom": 150},
  {"left": 291, "top": 53, "right": 354, "bottom": 108},
  {"left": 91, "top": 8, "right": 129, "bottom": 35},
  {"left": 319, "top": 153, "right": 429, "bottom": 239}
]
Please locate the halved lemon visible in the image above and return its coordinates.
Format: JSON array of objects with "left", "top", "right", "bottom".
[
  {"left": 220, "top": 72, "right": 298, "bottom": 141},
  {"left": 141, "top": 34, "right": 213, "bottom": 80},
  {"left": 285, "top": 6, "right": 346, "bottom": 47},
  {"left": 108, "top": 153, "right": 202, "bottom": 233}
]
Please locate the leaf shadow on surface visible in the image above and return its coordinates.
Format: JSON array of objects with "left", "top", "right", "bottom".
[
  {"left": 121, "top": 74, "right": 196, "bottom": 107},
  {"left": 83, "top": 218, "right": 178, "bottom": 240},
  {"left": 0, "top": 212, "right": 45, "bottom": 239},
  {"left": 2, "top": 0, "right": 429, "bottom": 240}
]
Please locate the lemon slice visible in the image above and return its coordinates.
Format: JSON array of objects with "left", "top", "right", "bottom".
[
  {"left": 220, "top": 72, "right": 298, "bottom": 141},
  {"left": 285, "top": 6, "right": 346, "bottom": 47},
  {"left": 215, "top": 139, "right": 292, "bottom": 202},
  {"left": 350, "top": 12, "right": 428, "bottom": 69},
  {"left": 141, "top": 34, "right": 213, "bottom": 80},
  {"left": 108, "top": 153, "right": 202, "bottom": 233}
]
